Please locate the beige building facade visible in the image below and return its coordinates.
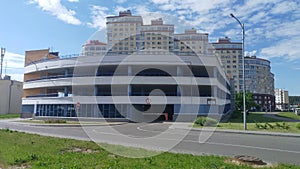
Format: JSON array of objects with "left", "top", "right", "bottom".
[
  {"left": 0, "top": 79, "right": 23, "bottom": 114},
  {"left": 82, "top": 40, "right": 107, "bottom": 56},
  {"left": 106, "top": 10, "right": 143, "bottom": 54}
]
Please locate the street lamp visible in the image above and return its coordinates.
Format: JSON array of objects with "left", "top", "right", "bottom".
[
  {"left": 230, "top": 13, "right": 247, "bottom": 130},
  {"left": 0, "top": 47, "right": 5, "bottom": 79}
]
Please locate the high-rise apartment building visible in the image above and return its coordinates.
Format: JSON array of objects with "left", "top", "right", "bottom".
[
  {"left": 106, "top": 10, "right": 143, "bottom": 54},
  {"left": 212, "top": 37, "right": 242, "bottom": 91},
  {"left": 106, "top": 11, "right": 210, "bottom": 55},
  {"left": 212, "top": 38, "right": 275, "bottom": 111},
  {"left": 174, "top": 28, "right": 209, "bottom": 55},
  {"left": 275, "top": 89, "right": 289, "bottom": 111},
  {"left": 141, "top": 18, "right": 174, "bottom": 52}
]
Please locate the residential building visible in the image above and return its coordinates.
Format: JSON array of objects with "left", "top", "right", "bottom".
[
  {"left": 0, "top": 77, "right": 23, "bottom": 114},
  {"left": 141, "top": 18, "right": 174, "bottom": 52},
  {"left": 22, "top": 11, "right": 231, "bottom": 121},
  {"left": 174, "top": 28, "right": 209, "bottom": 55},
  {"left": 82, "top": 40, "right": 107, "bottom": 56},
  {"left": 275, "top": 89, "right": 289, "bottom": 111},
  {"left": 211, "top": 37, "right": 241, "bottom": 91},
  {"left": 212, "top": 38, "right": 275, "bottom": 111},
  {"left": 106, "top": 10, "right": 143, "bottom": 54}
]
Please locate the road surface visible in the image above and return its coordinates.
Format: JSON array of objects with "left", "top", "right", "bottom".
[{"left": 0, "top": 119, "right": 299, "bottom": 166}]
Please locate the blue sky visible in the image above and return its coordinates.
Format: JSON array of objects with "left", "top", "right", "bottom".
[{"left": 0, "top": 0, "right": 299, "bottom": 95}]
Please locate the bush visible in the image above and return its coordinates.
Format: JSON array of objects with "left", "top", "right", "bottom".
[
  {"left": 194, "top": 117, "right": 218, "bottom": 127},
  {"left": 230, "top": 110, "right": 242, "bottom": 119},
  {"left": 296, "top": 123, "right": 300, "bottom": 130}
]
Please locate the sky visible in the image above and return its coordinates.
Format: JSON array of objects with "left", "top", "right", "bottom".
[{"left": 0, "top": 0, "right": 299, "bottom": 95}]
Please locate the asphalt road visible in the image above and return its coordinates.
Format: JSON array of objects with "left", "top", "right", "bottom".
[{"left": 0, "top": 119, "right": 299, "bottom": 166}]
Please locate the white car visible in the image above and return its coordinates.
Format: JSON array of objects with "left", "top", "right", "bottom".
[{"left": 295, "top": 108, "right": 300, "bottom": 115}]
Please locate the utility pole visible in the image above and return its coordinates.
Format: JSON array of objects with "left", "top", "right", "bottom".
[{"left": 0, "top": 47, "right": 6, "bottom": 79}]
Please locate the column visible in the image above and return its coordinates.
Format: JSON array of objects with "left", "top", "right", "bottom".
[{"left": 128, "top": 65, "right": 132, "bottom": 76}]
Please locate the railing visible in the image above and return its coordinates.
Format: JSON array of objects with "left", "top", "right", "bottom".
[
  {"left": 131, "top": 92, "right": 178, "bottom": 96},
  {"left": 25, "top": 53, "right": 81, "bottom": 66},
  {"left": 26, "top": 93, "right": 59, "bottom": 98}
]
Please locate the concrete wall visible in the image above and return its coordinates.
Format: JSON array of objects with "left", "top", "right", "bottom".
[{"left": 0, "top": 80, "right": 23, "bottom": 114}]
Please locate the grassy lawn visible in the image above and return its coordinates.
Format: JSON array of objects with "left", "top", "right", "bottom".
[
  {"left": 226, "top": 112, "right": 282, "bottom": 123},
  {"left": 218, "top": 122, "right": 300, "bottom": 133},
  {"left": 195, "top": 112, "right": 300, "bottom": 133},
  {"left": 276, "top": 112, "right": 300, "bottom": 120},
  {"left": 0, "top": 129, "right": 298, "bottom": 169},
  {"left": 0, "top": 114, "right": 20, "bottom": 119}
]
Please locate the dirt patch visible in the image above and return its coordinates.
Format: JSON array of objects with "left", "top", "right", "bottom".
[
  {"left": 64, "top": 147, "right": 99, "bottom": 154},
  {"left": 8, "top": 164, "right": 32, "bottom": 169},
  {"left": 225, "top": 155, "right": 276, "bottom": 168}
]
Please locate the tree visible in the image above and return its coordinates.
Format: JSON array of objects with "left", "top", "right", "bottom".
[{"left": 235, "top": 92, "right": 259, "bottom": 112}]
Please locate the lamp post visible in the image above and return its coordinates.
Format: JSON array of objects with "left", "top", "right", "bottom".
[
  {"left": 0, "top": 47, "right": 6, "bottom": 79},
  {"left": 230, "top": 13, "right": 247, "bottom": 130}
]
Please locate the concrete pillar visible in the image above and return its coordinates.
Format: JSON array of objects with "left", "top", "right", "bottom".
[
  {"left": 128, "top": 85, "right": 132, "bottom": 96},
  {"left": 177, "top": 86, "right": 181, "bottom": 96},
  {"left": 213, "top": 86, "right": 218, "bottom": 97},
  {"left": 94, "top": 86, "right": 98, "bottom": 96},
  {"left": 213, "top": 67, "right": 218, "bottom": 78},
  {"left": 64, "top": 87, "right": 68, "bottom": 96},
  {"left": 128, "top": 65, "right": 132, "bottom": 76},
  {"left": 177, "top": 66, "right": 183, "bottom": 76},
  {"left": 64, "top": 68, "right": 69, "bottom": 77}
]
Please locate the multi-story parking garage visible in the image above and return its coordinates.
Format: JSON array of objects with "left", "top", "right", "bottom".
[
  {"left": 22, "top": 49, "right": 231, "bottom": 122},
  {"left": 22, "top": 11, "right": 231, "bottom": 122}
]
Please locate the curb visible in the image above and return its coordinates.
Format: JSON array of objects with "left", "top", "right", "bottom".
[{"left": 29, "top": 122, "right": 128, "bottom": 127}]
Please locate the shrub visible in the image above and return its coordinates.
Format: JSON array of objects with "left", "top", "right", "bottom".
[
  {"left": 296, "top": 123, "right": 300, "bottom": 130},
  {"left": 282, "top": 122, "right": 290, "bottom": 130},
  {"left": 266, "top": 122, "right": 274, "bottom": 129},
  {"left": 194, "top": 117, "right": 218, "bottom": 127},
  {"left": 230, "top": 110, "right": 242, "bottom": 119}
]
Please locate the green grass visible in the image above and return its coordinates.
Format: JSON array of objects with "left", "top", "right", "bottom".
[
  {"left": 276, "top": 112, "right": 300, "bottom": 120},
  {"left": 0, "top": 129, "right": 298, "bottom": 169},
  {"left": 218, "top": 122, "right": 300, "bottom": 133},
  {"left": 227, "top": 112, "right": 282, "bottom": 123},
  {"left": 195, "top": 112, "right": 300, "bottom": 133},
  {"left": 0, "top": 114, "right": 20, "bottom": 119}
]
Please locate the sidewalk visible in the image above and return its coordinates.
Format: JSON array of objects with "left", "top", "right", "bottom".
[{"left": 165, "top": 122, "right": 300, "bottom": 138}]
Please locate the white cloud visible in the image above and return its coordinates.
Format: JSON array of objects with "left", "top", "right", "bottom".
[
  {"left": 116, "top": 0, "right": 127, "bottom": 4},
  {"left": 87, "top": 5, "right": 109, "bottom": 30},
  {"left": 1, "top": 52, "right": 25, "bottom": 82},
  {"left": 68, "top": 0, "right": 79, "bottom": 2},
  {"left": 150, "top": 0, "right": 169, "bottom": 4},
  {"left": 271, "top": 1, "right": 298, "bottom": 14},
  {"left": 260, "top": 37, "right": 300, "bottom": 61},
  {"left": 29, "top": 0, "right": 81, "bottom": 25},
  {"left": 114, "top": 6, "right": 128, "bottom": 15}
]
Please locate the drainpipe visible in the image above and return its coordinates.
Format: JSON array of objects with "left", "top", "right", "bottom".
[{"left": 8, "top": 80, "right": 13, "bottom": 114}]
